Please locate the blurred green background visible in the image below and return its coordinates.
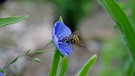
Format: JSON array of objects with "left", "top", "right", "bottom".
[{"left": 0, "top": 0, "right": 132, "bottom": 76}]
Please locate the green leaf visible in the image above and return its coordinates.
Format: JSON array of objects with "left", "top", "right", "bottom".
[
  {"left": 126, "top": 60, "right": 134, "bottom": 76},
  {"left": 59, "top": 16, "right": 63, "bottom": 22},
  {"left": 97, "top": 0, "right": 135, "bottom": 61},
  {"left": 0, "top": 69, "right": 4, "bottom": 73},
  {"left": 59, "top": 57, "right": 68, "bottom": 76},
  {"left": 33, "top": 58, "right": 41, "bottom": 62},
  {"left": 48, "top": 48, "right": 61, "bottom": 76},
  {"left": 76, "top": 54, "right": 97, "bottom": 76},
  {"left": 33, "top": 51, "right": 43, "bottom": 54},
  {"left": 24, "top": 49, "right": 31, "bottom": 55},
  {"left": 130, "top": 0, "right": 135, "bottom": 24},
  {"left": 0, "top": 49, "right": 34, "bottom": 72},
  {"left": 10, "top": 56, "right": 19, "bottom": 64},
  {"left": 0, "top": 16, "right": 28, "bottom": 27},
  {"left": 49, "top": 40, "right": 53, "bottom": 43},
  {"left": 0, "top": 56, "right": 19, "bottom": 72}
]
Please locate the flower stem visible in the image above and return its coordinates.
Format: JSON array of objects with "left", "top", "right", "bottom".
[{"left": 48, "top": 48, "right": 61, "bottom": 76}]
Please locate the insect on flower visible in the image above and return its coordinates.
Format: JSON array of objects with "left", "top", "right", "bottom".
[
  {"left": 63, "top": 31, "right": 79, "bottom": 45},
  {"left": 52, "top": 21, "right": 80, "bottom": 56}
]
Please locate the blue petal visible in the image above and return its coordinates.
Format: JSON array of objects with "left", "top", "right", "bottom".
[
  {"left": 52, "top": 21, "right": 72, "bottom": 56},
  {"left": 58, "top": 43, "right": 73, "bottom": 56},
  {"left": 53, "top": 21, "right": 71, "bottom": 38},
  {"left": 0, "top": 67, "right": 3, "bottom": 76},
  {"left": 0, "top": 72, "right": 3, "bottom": 76}
]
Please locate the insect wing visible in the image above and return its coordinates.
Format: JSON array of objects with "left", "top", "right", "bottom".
[{"left": 72, "top": 30, "right": 80, "bottom": 36}]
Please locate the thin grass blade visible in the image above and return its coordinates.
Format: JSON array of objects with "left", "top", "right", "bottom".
[
  {"left": 97, "top": 0, "right": 135, "bottom": 61},
  {"left": 130, "top": 0, "right": 135, "bottom": 25},
  {"left": 126, "top": 60, "right": 134, "bottom": 76},
  {"left": 76, "top": 54, "right": 97, "bottom": 76},
  {"left": 0, "top": 16, "right": 28, "bottom": 27}
]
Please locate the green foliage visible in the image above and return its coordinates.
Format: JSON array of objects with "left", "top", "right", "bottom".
[
  {"left": 51, "top": 0, "right": 93, "bottom": 31},
  {"left": 0, "top": 16, "right": 28, "bottom": 27},
  {"left": 59, "top": 16, "right": 63, "bottom": 22},
  {"left": 0, "top": 16, "right": 28, "bottom": 73},
  {"left": 48, "top": 48, "right": 97, "bottom": 76},
  {"left": 33, "top": 42, "right": 52, "bottom": 54},
  {"left": 126, "top": 59, "right": 134, "bottom": 76},
  {"left": 0, "top": 56, "right": 19, "bottom": 73},
  {"left": 130, "top": 0, "right": 135, "bottom": 25},
  {"left": 97, "top": 0, "right": 135, "bottom": 61},
  {"left": 33, "top": 51, "right": 43, "bottom": 54},
  {"left": 0, "top": 15, "right": 97, "bottom": 75},
  {"left": 0, "top": 50, "right": 31, "bottom": 73},
  {"left": 48, "top": 49, "right": 61, "bottom": 76},
  {"left": 59, "top": 57, "right": 68, "bottom": 76},
  {"left": 48, "top": 17, "right": 97, "bottom": 76},
  {"left": 33, "top": 58, "right": 41, "bottom": 62},
  {"left": 24, "top": 49, "right": 31, "bottom": 55},
  {"left": 99, "top": 37, "right": 128, "bottom": 76},
  {"left": 49, "top": 40, "right": 52, "bottom": 44},
  {"left": 76, "top": 54, "right": 97, "bottom": 76},
  {"left": 97, "top": 0, "right": 135, "bottom": 75}
]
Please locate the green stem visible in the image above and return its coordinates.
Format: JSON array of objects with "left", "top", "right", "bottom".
[
  {"left": 0, "top": 50, "right": 30, "bottom": 73},
  {"left": 59, "top": 56, "right": 68, "bottom": 76},
  {"left": 48, "top": 48, "right": 61, "bottom": 76}
]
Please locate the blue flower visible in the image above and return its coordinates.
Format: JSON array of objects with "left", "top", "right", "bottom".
[
  {"left": 0, "top": 72, "right": 3, "bottom": 76},
  {"left": 0, "top": 67, "right": 3, "bottom": 76},
  {"left": 52, "top": 21, "right": 72, "bottom": 56}
]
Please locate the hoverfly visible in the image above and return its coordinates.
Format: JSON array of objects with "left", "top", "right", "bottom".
[{"left": 63, "top": 31, "right": 83, "bottom": 47}]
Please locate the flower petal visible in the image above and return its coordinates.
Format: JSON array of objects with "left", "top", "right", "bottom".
[
  {"left": 53, "top": 21, "right": 71, "bottom": 38},
  {"left": 58, "top": 43, "right": 73, "bottom": 56},
  {"left": 0, "top": 72, "right": 3, "bottom": 76},
  {"left": 52, "top": 21, "right": 72, "bottom": 56}
]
